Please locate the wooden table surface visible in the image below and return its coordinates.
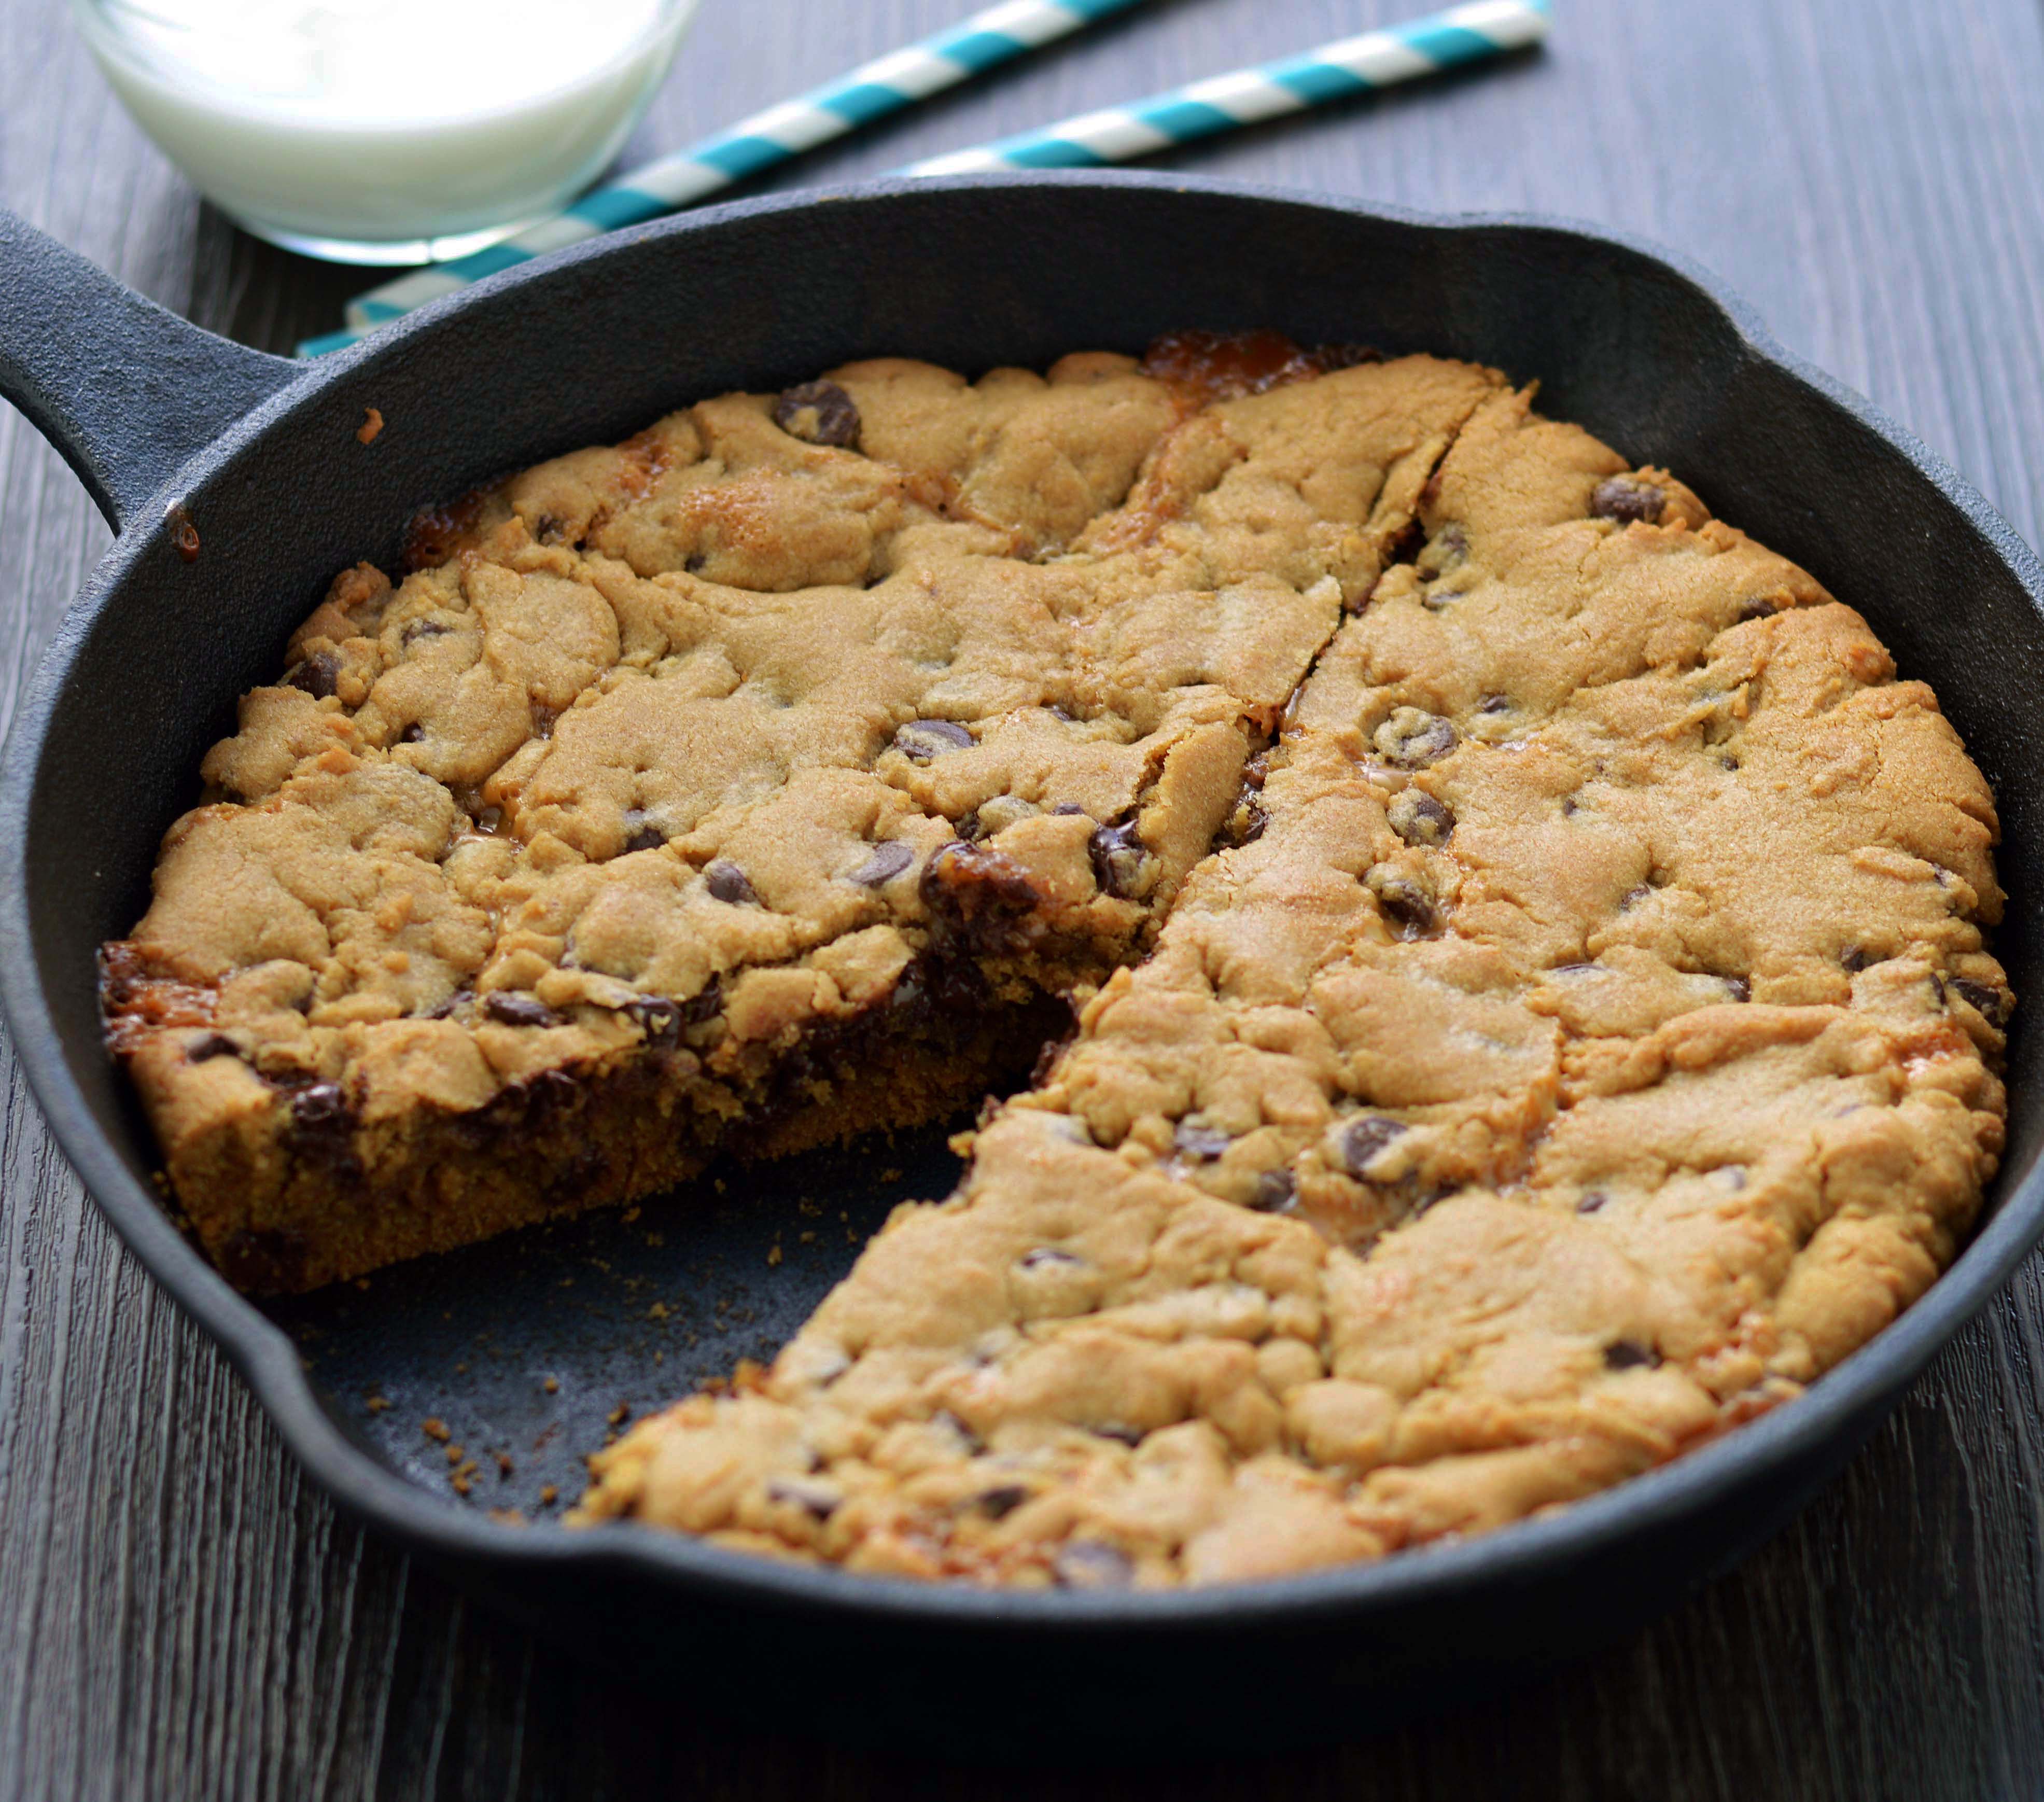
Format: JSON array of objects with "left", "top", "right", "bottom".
[{"left": 6, "top": 0, "right": 2044, "bottom": 1794}]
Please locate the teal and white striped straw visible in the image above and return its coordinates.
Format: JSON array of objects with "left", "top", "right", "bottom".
[
  {"left": 311, "top": 0, "right": 1149, "bottom": 352},
  {"left": 302, "top": 0, "right": 1548, "bottom": 357},
  {"left": 908, "top": 0, "right": 1548, "bottom": 175}
]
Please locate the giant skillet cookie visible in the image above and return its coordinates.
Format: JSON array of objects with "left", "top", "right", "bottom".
[{"left": 101, "top": 334, "right": 2010, "bottom": 1588}]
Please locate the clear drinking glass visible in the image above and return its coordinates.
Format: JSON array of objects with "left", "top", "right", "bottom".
[{"left": 68, "top": 0, "right": 702, "bottom": 263}]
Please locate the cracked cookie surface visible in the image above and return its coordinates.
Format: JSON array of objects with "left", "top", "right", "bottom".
[
  {"left": 573, "top": 369, "right": 2009, "bottom": 1588},
  {"left": 104, "top": 339, "right": 1497, "bottom": 1292}
]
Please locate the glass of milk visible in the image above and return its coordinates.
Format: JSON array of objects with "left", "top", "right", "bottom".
[{"left": 69, "top": 0, "right": 702, "bottom": 263}]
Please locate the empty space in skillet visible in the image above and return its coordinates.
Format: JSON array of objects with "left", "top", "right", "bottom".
[{"left": 267, "top": 1127, "right": 962, "bottom": 1517}]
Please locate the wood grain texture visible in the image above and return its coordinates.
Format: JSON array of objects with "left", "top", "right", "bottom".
[{"left": 5, "top": 0, "right": 2044, "bottom": 1794}]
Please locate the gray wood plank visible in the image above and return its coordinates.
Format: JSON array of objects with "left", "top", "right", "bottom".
[{"left": 3, "top": 0, "right": 2043, "bottom": 1795}]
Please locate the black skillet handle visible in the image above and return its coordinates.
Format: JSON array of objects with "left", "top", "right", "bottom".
[{"left": 0, "top": 212, "right": 302, "bottom": 533}]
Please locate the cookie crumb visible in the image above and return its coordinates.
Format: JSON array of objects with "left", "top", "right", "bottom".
[
  {"left": 166, "top": 502, "right": 200, "bottom": 563},
  {"left": 357, "top": 407, "right": 384, "bottom": 445}
]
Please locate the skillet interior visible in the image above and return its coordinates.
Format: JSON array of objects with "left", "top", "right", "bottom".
[{"left": 3, "top": 174, "right": 2042, "bottom": 1751}]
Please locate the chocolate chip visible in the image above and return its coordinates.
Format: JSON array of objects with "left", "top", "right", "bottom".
[
  {"left": 1088, "top": 818, "right": 1149, "bottom": 898},
  {"left": 766, "top": 1478, "right": 840, "bottom": 1521},
  {"left": 1737, "top": 595, "right": 1781, "bottom": 622},
  {"left": 1054, "top": 1541, "right": 1135, "bottom": 1588},
  {"left": 1840, "top": 946, "right": 1870, "bottom": 973},
  {"left": 398, "top": 723, "right": 425, "bottom": 744},
  {"left": 920, "top": 840, "right": 1042, "bottom": 943},
  {"left": 1576, "top": 1190, "right": 1609, "bottom": 1214},
  {"left": 1173, "top": 1122, "right": 1232, "bottom": 1161},
  {"left": 849, "top": 841, "right": 914, "bottom": 887},
  {"left": 976, "top": 1485, "right": 1030, "bottom": 1520},
  {"left": 186, "top": 1033, "right": 240, "bottom": 1064},
  {"left": 1251, "top": 1169, "right": 1297, "bottom": 1213},
  {"left": 1478, "top": 693, "right": 1511, "bottom": 715},
  {"left": 290, "top": 1082, "right": 349, "bottom": 1129},
  {"left": 402, "top": 619, "right": 450, "bottom": 645},
  {"left": 287, "top": 652, "right": 340, "bottom": 700},
  {"left": 1590, "top": 476, "right": 1668, "bottom": 525},
  {"left": 1387, "top": 790, "right": 1454, "bottom": 847},
  {"left": 626, "top": 996, "right": 684, "bottom": 1049},
  {"left": 1373, "top": 707, "right": 1458, "bottom": 769},
  {"left": 1366, "top": 866, "right": 1438, "bottom": 937},
  {"left": 426, "top": 988, "right": 474, "bottom": 1019},
  {"left": 1952, "top": 977, "right": 2012, "bottom": 1028},
  {"left": 1019, "top": 1247, "right": 1082, "bottom": 1270},
  {"left": 704, "top": 860, "right": 759, "bottom": 905},
  {"left": 484, "top": 993, "right": 559, "bottom": 1028},
  {"left": 1091, "top": 1426, "right": 1143, "bottom": 1448},
  {"left": 893, "top": 718, "right": 975, "bottom": 763},
  {"left": 1620, "top": 885, "right": 1651, "bottom": 910},
  {"left": 1603, "top": 1339, "right": 1660, "bottom": 1371},
  {"left": 1339, "top": 1115, "right": 1407, "bottom": 1180},
  {"left": 287, "top": 1081, "right": 361, "bottom": 1178},
  {"left": 621, "top": 808, "right": 665, "bottom": 853},
  {"left": 1723, "top": 975, "right": 1752, "bottom": 1003},
  {"left": 1050, "top": 801, "right": 1089, "bottom": 816},
  {"left": 773, "top": 380, "right": 861, "bottom": 449},
  {"left": 683, "top": 980, "right": 723, "bottom": 1026}
]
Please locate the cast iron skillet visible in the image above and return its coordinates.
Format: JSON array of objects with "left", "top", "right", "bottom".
[{"left": 2, "top": 174, "right": 2041, "bottom": 1755}]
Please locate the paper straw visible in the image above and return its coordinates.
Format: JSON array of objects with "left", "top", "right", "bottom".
[
  {"left": 300, "top": 0, "right": 1548, "bottom": 357},
  {"left": 907, "top": 0, "right": 1548, "bottom": 175},
  {"left": 324, "top": 0, "right": 1149, "bottom": 343}
]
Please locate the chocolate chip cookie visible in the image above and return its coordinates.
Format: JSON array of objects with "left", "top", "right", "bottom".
[{"left": 103, "top": 336, "right": 2009, "bottom": 1586}]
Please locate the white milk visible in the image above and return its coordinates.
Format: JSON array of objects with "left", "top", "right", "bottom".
[{"left": 71, "top": 0, "right": 699, "bottom": 259}]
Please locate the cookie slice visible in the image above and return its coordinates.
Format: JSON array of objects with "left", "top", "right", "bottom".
[
  {"left": 577, "top": 379, "right": 2008, "bottom": 1586},
  {"left": 103, "top": 347, "right": 1504, "bottom": 1291}
]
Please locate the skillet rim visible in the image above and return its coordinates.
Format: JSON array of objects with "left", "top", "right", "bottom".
[{"left": 2, "top": 168, "right": 2040, "bottom": 1635}]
